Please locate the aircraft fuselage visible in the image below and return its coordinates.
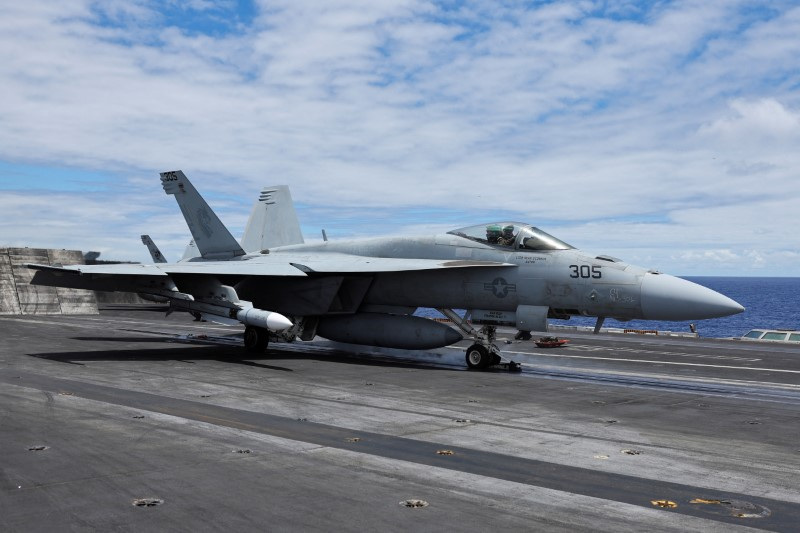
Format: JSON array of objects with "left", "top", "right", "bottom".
[{"left": 264, "top": 232, "right": 741, "bottom": 326}]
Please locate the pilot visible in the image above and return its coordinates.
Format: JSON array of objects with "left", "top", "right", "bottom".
[
  {"left": 497, "top": 225, "right": 516, "bottom": 246},
  {"left": 485, "top": 225, "right": 502, "bottom": 244}
]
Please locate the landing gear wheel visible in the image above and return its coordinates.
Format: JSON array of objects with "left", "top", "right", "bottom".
[
  {"left": 466, "top": 344, "right": 493, "bottom": 370},
  {"left": 243, "top": 326, "right": 269, "bottom": 353}
]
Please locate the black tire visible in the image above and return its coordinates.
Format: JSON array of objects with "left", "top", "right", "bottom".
[
  {"left": 243, "top": 326, "right": 269, "bottom": 353},
  {"left": 515, "top": 330, "right": 532, "bottom": 341},
  {"left": 465, "top": 344, "right": 492, "bottom": 370}
]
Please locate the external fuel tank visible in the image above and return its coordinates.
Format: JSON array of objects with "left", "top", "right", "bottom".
[{"left": 316, "top": 313, "right": 462, "bottom": 349}]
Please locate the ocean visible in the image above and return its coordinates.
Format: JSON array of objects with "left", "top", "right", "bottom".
[{"left": 417, "top": 277, "right": 800, "bottom": 339}]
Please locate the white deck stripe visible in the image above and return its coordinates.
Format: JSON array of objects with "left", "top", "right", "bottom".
[{"left": 500, "top": 349, "right": 800, "bottom": 374}]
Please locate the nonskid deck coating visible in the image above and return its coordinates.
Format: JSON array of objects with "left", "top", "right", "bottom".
[{"left": 2, "top": 308, "right": 799, "bottom": 531}]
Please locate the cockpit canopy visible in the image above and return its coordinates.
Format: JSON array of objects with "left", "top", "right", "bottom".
[{"left": 447, "top": 222, "right": 574, "bottom": 251}]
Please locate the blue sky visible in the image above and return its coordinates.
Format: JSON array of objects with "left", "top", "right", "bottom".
[{"left": 1, "top": 1, "right": 799, "bottom": 275}]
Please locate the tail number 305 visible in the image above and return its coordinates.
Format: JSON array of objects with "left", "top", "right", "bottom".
[{"left": 569, "top": 265, "right": 602, "bottom": 279}]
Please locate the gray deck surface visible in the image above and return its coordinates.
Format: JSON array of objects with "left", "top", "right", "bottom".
[{"left": 2, "top": 307, "right": 799, "bottom": 532}]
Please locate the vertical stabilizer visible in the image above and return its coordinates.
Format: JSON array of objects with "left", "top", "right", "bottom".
[
  {"left": 160, "top": 171, "right": 245, "bottom": 259},
  {"left": 181, "top": 239, "right": 200, "bottom": 261},
  {"left": 141, "top": 235, "right": 168, "bottom": 263},
  {"left": 241, "top": 185, "right": 304, "bottom": 252}
]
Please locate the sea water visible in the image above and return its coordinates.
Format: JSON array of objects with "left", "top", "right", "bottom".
[{"left": 417, "top": 277, "right": 800, "bottom": 339}]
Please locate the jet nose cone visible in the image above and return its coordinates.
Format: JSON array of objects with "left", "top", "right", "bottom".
[{"left": 641, "top": 274, "right": 744, "bottom": 321}]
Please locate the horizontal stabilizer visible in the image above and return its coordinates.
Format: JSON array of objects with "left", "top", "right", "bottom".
[{"left": 181, "top": 239, "right": 201, "bottom": 261}]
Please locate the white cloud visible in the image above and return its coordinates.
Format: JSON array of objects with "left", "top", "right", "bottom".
[
  {"left": 675, "top": 249, "right": 740, "bottom": 263},
  {"left": 698, "top": 98, "right": 800, "bottom": 144},
  {"left": 0, "top": 1, "right": 799, "bottom": 274}
]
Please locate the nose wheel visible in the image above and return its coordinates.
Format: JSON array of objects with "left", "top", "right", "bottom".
[{"left": 514, "top": 330, "right": 532, "bottom": 340}]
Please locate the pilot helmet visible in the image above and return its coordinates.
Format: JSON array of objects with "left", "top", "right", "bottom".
[
  {"left": 502, "top": 225, "right": 515, "bottom": 236},
  {"left": 486, "top": 224, "right": 502, "bottom": 240}
]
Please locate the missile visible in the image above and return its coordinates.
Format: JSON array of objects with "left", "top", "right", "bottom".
[
  {"left": 317, "top": 313, "right": 463, "bottom": 349},
  {"left": 236, "top": 307, "right": 293, "bottom": 331}
]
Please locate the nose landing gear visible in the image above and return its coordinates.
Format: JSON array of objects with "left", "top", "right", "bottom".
[
  {"left": 437, "top": 309, "right": 520, "bottom": 371},
  {"left": 514, "top": 330, "right": 532, "bottom": 341}
]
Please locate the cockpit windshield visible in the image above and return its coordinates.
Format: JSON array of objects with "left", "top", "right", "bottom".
[{"left": 447, "top": 222, "right": 574, "bottom": 251}]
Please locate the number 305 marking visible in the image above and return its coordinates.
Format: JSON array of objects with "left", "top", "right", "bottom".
[{"left": 569, "top": 265, "right": 602, "bottom": 279}]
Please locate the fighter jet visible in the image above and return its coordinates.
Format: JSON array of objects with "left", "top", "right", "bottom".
[{"left": 28, "top": 170, "right": 744, "bottom": 370}]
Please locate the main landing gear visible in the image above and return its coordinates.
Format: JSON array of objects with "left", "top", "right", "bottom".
[
  {"left": 437, "top": 309, "right": 520, "bottom": 372},
  {"left": 243, "top": 326, "right": 269, "bottom": 353},
  {"left": 465, "top": 342, "right": 501, "bottom": 370}
]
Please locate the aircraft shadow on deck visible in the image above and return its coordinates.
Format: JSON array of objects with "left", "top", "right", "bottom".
[
  {"left": 26, "top": 339, "right": 463, "bottom": 373},
  {"left": 28, "top": 343, "right": 292, "bottom": 371}
]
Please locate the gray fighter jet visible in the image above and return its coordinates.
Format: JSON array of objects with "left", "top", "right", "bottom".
[{"left": 28, "top": 170, "right": 744, "bottom": 370}]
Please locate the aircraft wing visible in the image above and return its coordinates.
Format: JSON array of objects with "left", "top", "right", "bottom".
[
  {"left": 25, "top": 259, "right": 309, "bottom": 303},
  {"left": 26, "top": 255, "right": 512, "bottom": 293},
  {"left": 26, "top": 260, "right": 307, "bottom": 279},
  {"left": 27, "top": 262, "right": 171, "bottom": 295},
  {"left": 27, "top": 263, "right": 168, "bottom": 276},
  {"left": 27, "top": 255, "right": 515, "bottom": 317},
  {"left": 155, "top": 255, "right": 513, "bottom": 276},
  {"left": 284, "top": 256, "right": 514, "bottom": 274},
  {"left": 27, "top": 255, "right": 510, "bottom": 278}
]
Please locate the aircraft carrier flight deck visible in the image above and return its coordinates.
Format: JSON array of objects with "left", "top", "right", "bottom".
[{"left": 2, "top": 306, "right": 799, "bottom": 532}]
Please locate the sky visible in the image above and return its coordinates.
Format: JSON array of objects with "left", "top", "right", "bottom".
[{"left": 0, "top": 0, "right": 799, "bottom": 275}]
